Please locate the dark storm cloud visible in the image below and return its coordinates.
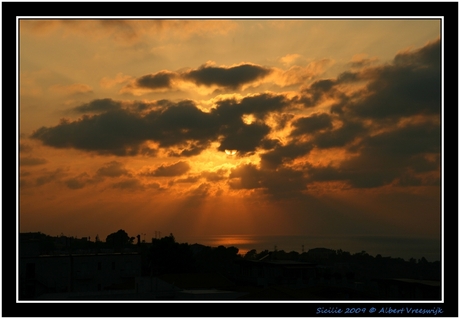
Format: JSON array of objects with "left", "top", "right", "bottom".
[
  {"left": 336, "top": 39, "right": 441, "bottom": 119},
  {"left": 259, "top": 138, "right": 281, "bottom": 151},
  {"left": 236, "top": 94, "right": 289, "bottom": 119},
  {"left": 213, "top": 93, "right": 289, "bottom": 121},
  {"left": 298, "top": 39, "right": 440, "bottom": 120},
  {"left": 31, "top": 39, "right": 440, "bottom": 170},
  {"left": 20, "top": 156, "right": 47, "bottom": 166},
  {"left": 336, "top": 71, "right": 361, "bottom": 83},
  {"left": 65, "top": 180, "right": 85, "bottom": 189},
  {"left": 184, "top": 63, "right": 272, "bottom": 89},
  {"left": 32, "top": 92, "right": 290, "bottom": 157},
  {"left": 201, "top": 169, "right": 227, "bottom": 182},
  {"left": 217, "top": 122, "right": 271, "bottom": 155},
  {"left": 296, "top": 71, "right": 361, "bottom": 109},
  {"left": 310, "top": 79, "right": 336, "bottom": 92},
  {"left": 312, "top": 120, "right": 367, "bottom": 149},
  {"left": 31, "top": 109, "right": 148, "bottom": 156},
  {"left": 142, "top": 161, "right": 190, "bottom": 177},
  {"left": 362, "top": 121, "right": 440, "bottom": 157},
  {"left": 228, "top": 164, "right": 262, "bottom": 189},
  {"left": 286, "top": 39, "right": 442, "bottom": 189},
  {"left": 290, "top": 113, "right": 333, "bottom": 136},
  {"left": 272, "top": 113, "right": 295, "bottom": 130},
  {"left": 140, "top": 146, "right": 158, "bottom": 157},
  {"left": 35, "top": 169, "right": 63, "bottom": 186},
  {"left": 174, "top": 175, "right": 201, "bottom": 183},
  {"left": 262, "top": 167, "right": 308, "bottom": 199},
  {"left": 397, "top": 173, "right": 424, "bottom": 187},
  {"left": 188, "top": 183, "right": 212, "bottom": 198},
  {"left": 307, "top": 121, "right": 440, "bottom": 188},
  {"left": 229, "top": 163, "right": 307, "bottom": 199},
  {"left": 64, "top": 173, "right": 91, "bottom": 189},
  {"left": 126, "top": 63, "right": 271, "bottom": 92},
  {"left": 147, "top": 100, "right": 220, "bottom": 148},
  {"left": 393, "top": 39, "right": 440, "bottom": 68},
  {"left": 168, "top": 144, "right": 209, "bottom": 157},
  {"left": 136, "top": 71, "right": 176, "bottom": 89},
  {"left": 307, "top": 163, "right": 395, "bottom": 189},
  {"left": 211, "top": 93, "right": 289, "bottom": 154},
  {"left": 132, "top": 101, "right": 158, "bottom": 112},
  {"left": 349, "top": 58, "right": 378, "bottom": 69},
  {"left": 409, "top": 154, "right": 440, "bottom": 173},
  {"left": 72, "top": 98, "right": 122, "bottom": 113},
  {"left": 32, "top": 102, "right": 207, "bottom": 156},
  {"left": 284, "top": 39, "right": 441, "bottom": 188},
  {"left": 96, "top": 161, "right": 130, "bottom": 178},
  {"left": 260, "top": 142, "right": 314, "bottom": 170}
]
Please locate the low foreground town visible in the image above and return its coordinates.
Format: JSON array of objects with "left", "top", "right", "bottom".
[{"left": 19, "top": 231, "right": 441, "bottom": 300}]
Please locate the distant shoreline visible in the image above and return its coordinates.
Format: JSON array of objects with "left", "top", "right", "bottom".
[{"left": 180, "top": 234, "right": 441, "bottom": 262}]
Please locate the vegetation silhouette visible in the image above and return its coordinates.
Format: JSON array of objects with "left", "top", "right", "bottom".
[
  {"left": 105, "top": 229, "right": 133, "bottom": 251},
  {"left": 146, "top": 233, "right": 196, "bottom": 275}
]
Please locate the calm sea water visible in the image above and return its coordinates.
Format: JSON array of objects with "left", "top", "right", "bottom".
[{"left": 181, "top": 234, "right": 441, "bottom": 262}]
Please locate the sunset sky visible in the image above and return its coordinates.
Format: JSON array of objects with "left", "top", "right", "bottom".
[{"left": 18, "top": 19, "right": 442, "bottom": 255}]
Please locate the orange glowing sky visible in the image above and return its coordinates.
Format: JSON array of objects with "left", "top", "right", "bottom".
[{"left": 19, "top": 19, "right": 441, "bottom": 251}]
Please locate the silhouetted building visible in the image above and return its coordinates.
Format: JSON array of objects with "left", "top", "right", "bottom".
[
  {"left": 235, "top": 259, "right": 317, "bottom": 288},
  {"left": 307, "top": 247, "right": 336, "bottom": 261},
  {"left": 374, "top": 278, "right": 441, "bottom": 300},
  {"left": 19, "top": 252, "right": 141, "bottom": 299}
]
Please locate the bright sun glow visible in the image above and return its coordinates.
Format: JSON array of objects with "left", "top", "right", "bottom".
[{"left": 225, "top": 149, "right": 238, "bottom": 155}]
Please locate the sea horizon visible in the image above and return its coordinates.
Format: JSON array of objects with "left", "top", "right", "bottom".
[{"left": 179, "top": 234, "right": 441, "bottom": 262}]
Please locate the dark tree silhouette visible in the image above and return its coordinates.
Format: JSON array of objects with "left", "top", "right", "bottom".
[
  {"left": 148, "top": 234, "right": 196, "bottom": 275},
  {"left": 106, "top": 229, "right": 131, "bottom": 250},
  {"left": 194, "top": 245, "right": 240, "bottom": 278},
  {"left": 244, "top": 249, "right": 258, "bottom": 260}
]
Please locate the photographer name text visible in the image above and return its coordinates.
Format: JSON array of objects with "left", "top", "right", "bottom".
[{"left": 316, "top": 306, "right": 443, "bottom": 315}]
